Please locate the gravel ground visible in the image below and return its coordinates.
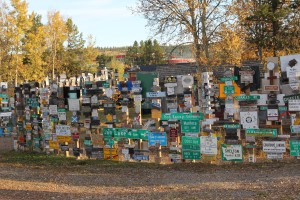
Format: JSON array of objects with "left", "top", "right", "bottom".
[{"left": 0, "top": 159, "right": 299, "bottom": 200}]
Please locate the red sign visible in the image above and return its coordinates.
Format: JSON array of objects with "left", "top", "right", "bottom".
[{"left": 169, "top": 128, "right": 178, "bottom": 138}]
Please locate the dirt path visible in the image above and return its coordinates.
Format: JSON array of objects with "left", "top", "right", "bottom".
[{"left": 0, "top": 161, "right": 299, "bottom": 200}]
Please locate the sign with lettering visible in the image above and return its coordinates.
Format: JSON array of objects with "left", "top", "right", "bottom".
[
  {"left": 148, "top": 132, "right": 167, "bottom": 146},
  {"left": 220, "top": 76, "right": 238, "bottom": 82},
  {"left": 283, "top": 94, "right": 300, "bottom": 102},
  {"left": 246, "top": 129, "right": 277, "bottom": 137},
  {"left": 290, "top": 140, "right": 300, "bottom": 156},
  {"left": 146, "top": 92, "right": 166, "bottom": 98},
  {"left": 55, "top": 125, "right": 71, "bottom": 136},
  {"left": 221, "top": 144, "right": 243, "bottom": 161},
  {"left": 161, "top": 112, "right": 203, "bottom": 120},
  {"left": 263, "top": 141, "right": 286, "bottom": 153},
  {"left": 200, "top": 136, "right": 217, "bottom": 155},
  {"left": 181, "top": 120, "right": 200, "bottom": 133},
  {"left": 235, "top": 95, "right": 260, "bottom": 101},
  {"left": 288, "top": 100, "right": 300, "bottom": 111},
  {"left": 182, "top": 136, "right": 201, "bottom": 160}
]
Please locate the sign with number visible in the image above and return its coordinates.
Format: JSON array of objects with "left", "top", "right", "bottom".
[
  {"left": 148, "top": 132, "right": 167, "bottom": 146},
  {"left": 181, "top": 120, "right": 200, "bottom": 133},
  {"left": 290, "top": 140, "right": 300, "bottom": 156},
  {"left": 224, "top": 85, "right": 235, "bottom": 95},
  {"left": 221, "top": 144, "right": 243, "bottom": 161},
  {"left": 182, "top": 136, "right": 201, "bottom": 160},
  {"left": 161, "top": 112, "right": 203, "bottom": 120},
  {"left": 246, "top": 129, "right": 277, "bottom": 137}
]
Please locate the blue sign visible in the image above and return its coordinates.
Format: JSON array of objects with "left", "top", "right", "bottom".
[
  {"left": 133, "top": 155, "right": 149, "bottom": 161},
  {"left": 148, "top": 132, "right": 167, "bottom": 146}
]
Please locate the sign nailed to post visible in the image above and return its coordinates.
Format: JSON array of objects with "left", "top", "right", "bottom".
[
  {"left": 221, "top": 144, "right": 243, "bottom": 162},
  {"left": 246, "top": 129, "right": 277, "bottom": 137},
  {"left": 161, "top": 112, "right": 203, "bottom": 121},
  {"left": 182, "top": 136, "right": 201, "bottom": 160},
  {"left": 181, "top": 120, "right": 200, "bottom": 133},
  {"left": 148, "top": 132, "right": 167, "bottom": 146}
]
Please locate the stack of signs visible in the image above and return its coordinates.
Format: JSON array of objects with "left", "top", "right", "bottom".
[
  {"left": 221, "top": 144, "right": 243, "bottom": 161},
  {"left": 169, "top": 142, "right": 182, "bottom": 162},
  {"left": 181, "top": 136, "right": 201, "bottom": 160},
  {"left": 263, "top": 141, "right": 286, "bottom": 160},
  {"left": 164, "top": 76, "right": 177, "bottom": 96}
]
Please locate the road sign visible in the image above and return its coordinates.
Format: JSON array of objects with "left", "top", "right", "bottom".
[
  {"left": 221, "top": 144, "right": 243, "bottom": 162},
  {"left": 290, "top": 140, "right": 300, "bottom": 156},
  {"left": 223, "top": 124, "right": 240, "bottom": 129},
  {"left": 148, "top": 132, "right": 167, "bottom": 146},
  {"left": 102, "top": 82, "right": 110, "bottom": 88},
  {"left": 182, "top": 136, "right": 201, "bottom": 160},
  {"left": 235, "top": 95, "right": 260, "bottom": 101},
  {"left": 161, "top": 112, "right": 204, "bottom": 121},
  {"left": 246, "top": 129, "right": 277, "bottom": 137},
  {"left": 291, "top": 125, "right": 300, "bottom": 133},
  {"left": 220, "top": 76, "right": 238, "bottom": 82},
  {"left": 283, "top": 94, "right": 300, "bottom": 103},
  {"left": 224, "top": 85, "right": 235, "bottom": 95},
  {"left": 181, "top": 120, "right": 200, "bottom": 133}
]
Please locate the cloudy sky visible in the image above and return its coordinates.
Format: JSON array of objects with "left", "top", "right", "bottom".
[{"left": 26, "top": 0, "right": 149, "bottom": 47}]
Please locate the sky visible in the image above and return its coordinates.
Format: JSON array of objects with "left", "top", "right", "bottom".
[{"left": 26, "top": 0, "right": 150, "bottom": 47}]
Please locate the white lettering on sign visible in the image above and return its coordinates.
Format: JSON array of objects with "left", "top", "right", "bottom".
[{"left": 55, "top": 125, "right": 71, "bottom": 136}]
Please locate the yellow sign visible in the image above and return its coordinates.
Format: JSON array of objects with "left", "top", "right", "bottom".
[
  {"left": 25, "top": 124, "right": 32, "bottom": 130},
  {"left": 106, "top": 114, "right": 113, "bottom": 122},
  {"left": 103, "top": 148, "right": 118, "bottom": 160},
  {"left": 151, "top": 109, "right": 161, "bottom": 119},
  {"left": 49, "top": 140, "right": 59, "bottom": 149},
  {"left": 57, "top": 136, "right": 72, "bottom": 143},
  {"left": 219, "top": 82, "right": 241, "bottom": 98}
]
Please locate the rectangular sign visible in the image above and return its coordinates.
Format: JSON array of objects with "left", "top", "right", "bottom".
[
  {"left": 283, "top": 94, "right": 300, "bottom": 103},
  {"left": 288, "top": 100, "right": 300, "bottom": 111},
  {"left": 262, "top": 141, "right": 286, "bottom": 153},
  {"left": 55, "top": 125, "right": 71, "bottom": 136},
  {"left": 148, "top": 132, "right": 167, "bottom": 146},
  {"left": 267, "top": 153, "right": 283, "bottom": 160},
  {"left": 223, "top": 124, "right": 240, "bottom": 129},
  {"left": 264, "top": 85, "right": 279, "bottom": 91},
  {"left": 146, "top": 92, "right": 166, "bottom": 98},
  {"left": 182, "top": 136, "right": 201, "bottom": 160},
  {"left": 200, "top": 136, "right": 217, "bottom": 155},
  {"left": 220, "top": 76, "right": 238, "bottom": 82},
  {"left": 181, "top": 120, "right": 200, "bottom": 133},
  {"left": 290, "top": 140, "right": 300, "bottom": 156},
  {"left": 161, "top": 112, "right": 203, "bottom": 120},
  {"left": 221, "top": 144, "right": 243, "bottom": 161},
  {"left": 246, "top": 129, "right": 277, "bottom": 137},
  {"left": 291, "top": 125, "right": 300, "bottom": 133},
  {"left": 235, "top": 95, "right": 260, "bottom": 101}
]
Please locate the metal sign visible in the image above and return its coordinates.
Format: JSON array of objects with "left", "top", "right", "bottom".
[
  {"left": 148, "top": 132, "right": 167, "bottom": 146},
  {"left": 181, "top": 120, "right": 200, "bottom": 133},
  {"left": 267, "top": 153, "right": 283, "bottom": 160},
  {"left": 146, "top": 92, "right": 166, "bottom": 98},
  {"left": 220, "top": 76, "right": 238, "bottom": 82},
  {"left": 224, "top": 85, "right": 235, "bottom": 95},
  {"left": 240, "top": 111, "right": 258, "bottom": 129},
  {"left": 246, "top": 129, "right": 277, "bottom": 137},
  {"left": 221, "top": 144, "right": 243, "bottom": 162},
  {"left": 264, "top": 85, "right": 279, "bottom": 91},
  {"left": 290, "top": 140, "right": 300, "bottom": 156},
  {"left": 235, "top": 95, "right": 260, "bottom": 101},
  {"left": 283, "top": 94, "right": 300, "bottom": 102},
  {"left": 288, "top": 100, "right": 300, "bottom": 111},
  {"left": 291, "top": 125, "right": 300, "bottom": 133},
  {"left": 161, "top": 112, "right": 203, "bottom": 121},
  {"left": 200, "top": 136, "right": 217, "bottom": 155},
  {"left": 263, "top": 141, "right": 286, "bottom": 153},
  {"left": 223, "top": 124, "right": 240, "bottom": 129},
  {"left": 182, "top": 136, "right": 201, "bottom": 160}
]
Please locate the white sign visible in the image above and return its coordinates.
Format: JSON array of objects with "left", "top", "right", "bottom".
[
  {"left": 222, "top": 145, "right": 243, "bottom": 161},
  {"left": 91, "top": 95, "right": 98, "bottom": 104},
  {"left": 68, "top": 99, "right": 80, "bottom": 111},
  {"left": 0, "top": 112, "right": 12, "bottom": 117},
  {"left": 263, "top": 141, "right": 286, "bottom": 153},
  {"left": 146, "top": 92, "right": 166, "bottom": 98},
  {"left": 291, "top": 125, "right": 300, "bottom": 133},
  {"left": 280, "top": 54, "right": 300, "bottom": 72},
  {"left": 182, "top": 75, "right": 194, "bottom": 88},
  {"left": 58, "top": 111, "right": 66, "bottom": 121},
  {"left": 49, "top": 105, "right": 58, "bottom": 115},
  {"left": 267, "top": 153, "right": 283, "bottom": 160},
  {"left": 240, "top": 111, "right": 258, "bottom": 129},
  {"left": 55, "top": 125, "right": 71, "bottom": 136},
  {"left": 200, "top": 136, "right": 218, "bottom": 155},
  {"left": 133, "top": 94, "right": 142, "bottom": 102},
  {"left": 267, "top": 109, "right": 278, "bottom": 121},
  {"left": 289, "top": 100, "right": 300, "bottom": 111}
]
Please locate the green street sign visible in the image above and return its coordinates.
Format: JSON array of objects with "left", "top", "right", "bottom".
[
  {"left": 260, "top": 106, "right": 268, "bottom": 111},
  {"left": 221, "top": 144, "right": 243, "bottom": 162},
  {"left": 182, "top": 144, "right": 200, "bottom": 150},
  {"left": 246, "top": 129, "right": 277, "bottom": 137},
  {"left": 220, "top": 76, "right": 238, "bottom": 82},
  {"left": 161, "top": 112, "right": 203, "bottom": 121},
  {"left": 234, "top": 95, "right": 260, "bottom": 101},
  {"left": 103, "top": 128, "right": 114, "bottom": 137},
  {"left": 283, "top": 94, "right": 300, "bottom": 103},
  {"left": 278, "top": 106, "right": 287, "bottom": 111},
  {"left": 26, "top": 98, "right": 39, "bottom": 108},
  {"left": 182, "top": 136, "right": 200, "bottom": 145},
  {"left": 290, "top": 140, "right": 300, "bottom": 156},
  {"left": 181, "top": 120, "right": 200, "bottom": 133},
  {"left": 102, "top": 82, "right": 110, "bottom": 88},
  {"left": 138, "top": 129, "right": 148, "bottom": 140},
  {"left": 114, "top": 128, "right": 128, "bottom": 139},
  {"left": 224, "top": 85, "right": 235, "bottom": 95},
  {"left": 126, "top": 129, "right": 140, "bottom": 139},
  {"left": 182, "top": 151, "right": 201, "bottom": 160},
  {"left": 223, "top": 124, "right": 240, "bottom": 129}
]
